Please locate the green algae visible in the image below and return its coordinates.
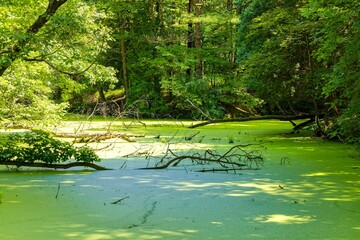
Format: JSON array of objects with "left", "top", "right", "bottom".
[{"left": 0, "top": 120, "right": 359, "bottom": 240}]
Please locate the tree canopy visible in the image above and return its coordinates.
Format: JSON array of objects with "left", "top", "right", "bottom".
[{"left": 0, "top": 0, "right": 359, "bottom": 144}]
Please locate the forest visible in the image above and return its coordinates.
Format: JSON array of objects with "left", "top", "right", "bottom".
[{"left": 0, "top": 0, "right": 359, "bottom": 144}]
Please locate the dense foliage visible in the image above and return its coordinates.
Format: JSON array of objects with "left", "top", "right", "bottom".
[
  {"left": 0, "top": 0, "right": 117, "bottom": 126},
  {"left": 236, "top": 0, "right": 359, "bottom": 143},
  {"left": 0, "top": 0, "right": 358, "bottom": 144},
  {"left": 0, "top": 130, "right": 100, "bottom": 164}
]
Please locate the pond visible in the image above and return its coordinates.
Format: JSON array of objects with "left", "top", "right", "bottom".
[{"left": 0, "top": 120, "right": 359, "bottom": 239}]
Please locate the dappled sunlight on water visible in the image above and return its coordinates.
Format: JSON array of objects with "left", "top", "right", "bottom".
[
  {"left": 254, "top": 214, "right": 315, "bottom": 224},
  {"left": 1, "top": 162, "right": 359, "bottom": 239},
  {"left": 1, "top": 120, "right": 360, "bottom": 239},
  {"left": 62, "top": 228, "right": 199, "bottom": 240},
  {"left": 148, "top": 173, "right": 360, "bottom": 203}
]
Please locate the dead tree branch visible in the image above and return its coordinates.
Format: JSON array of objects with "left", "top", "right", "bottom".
[
  {"left": 53, "top": 132, "right": 144, "bottom": 143},
  {"left": 186, "top": 99, "right": 213, "bottom": 120},
  {"left": 111, "top": 196, "right": 130, "bottom": 205},
  {"left": 189, "top": 114, "right": 325, "bottom": 131},
  {"left": 189, "top": 114, "right": 324, "bottom": 129},
  {"left": 184, "top": 131, "right": 200, "bottom": 141},
  {"left": 139, "top": 144, "right": 265, "bottom": 173},
  {"left": 292, "top": 118, "right": 315, "bottom": 132},
  {"left": 0, "top": 161, "right": 111, "bottom": 170}
]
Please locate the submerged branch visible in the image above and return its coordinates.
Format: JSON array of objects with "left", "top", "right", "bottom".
[{"left": 196, "top": 167, "right": 259, "bottom": 172}]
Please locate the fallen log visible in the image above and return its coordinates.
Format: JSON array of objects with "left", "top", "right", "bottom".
[
  {"left": 0, "top": 161, "right": 111, "bottom": 170},
  {"left": 53, "top": 132, "right": 144, "bottom": 143},
  {"left": 189, "top": 114, "right": 323, "bottom": 129},
  {"left": 293, "top": 118, "right": 315, "bottom": 131}
]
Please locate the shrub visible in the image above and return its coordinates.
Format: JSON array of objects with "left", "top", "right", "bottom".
[{"left": 0, "top": 130, "right": 100, "bottom": 164}]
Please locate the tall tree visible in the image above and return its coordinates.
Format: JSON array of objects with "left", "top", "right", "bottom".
[
  {"left": 235, "top": 0, "right": 359, "bottom": 143},
  {"left": 194, "top": 0, "right": 203, "bottom": 77},
  {"left": 302, "top": 0, "right": 360, "bottom": 142},
  {"left": 0, "top": 0, "right": 67, "bottom": 76},
  {"left": 0, "top": 0, "right": 117, "bottom": 126},
  {"left": 237, "top": 0, "right": 321, "bottom": 114}
]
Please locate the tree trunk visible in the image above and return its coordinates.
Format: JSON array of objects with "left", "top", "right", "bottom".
[
  {"left": 227, "top": 0, "right": 233, "bottom": 11},
  {"left": 228, "top": 0, "right": 237, "bottom": 69},
  {"left": 150, "top": 0, "right": 155, "bottom": 22},
  {"left": 187, "top": 0, "right": 195, "bottom": 49},
  {"left": 118, "top": 11, "right": 129, "bottom": 100},
  {"left": 120, "top": 39, "right": 129, "bottom": 98},
  {"left": 0, "top": 0, "right": 68, "bottom": 76},
  {"left": 99, "top": 87, "right": 106, "bottom": 102},
  {"left": 313, "top": 98, "right": 323, "bottom": 136},
  {"left": 156, "top": 0, "right": 163, "bottom": 28},
  {"left": 186, "top": 0, "right": 195, "bottom": 77},
  {"left": 194, "top": 0, "right": 203, "bottom": 78}
]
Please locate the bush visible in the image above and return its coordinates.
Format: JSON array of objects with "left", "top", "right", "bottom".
[{"left": 0, "top": 130, "right": 100, "bottom": 164}]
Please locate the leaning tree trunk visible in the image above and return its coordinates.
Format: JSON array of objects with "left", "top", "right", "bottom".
[{"left": 313, "top": 98, "right": 324, "bottom": 136}]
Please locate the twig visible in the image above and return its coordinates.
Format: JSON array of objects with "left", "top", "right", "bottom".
[
  {"left": 55, "top": 182, "right": 61, "bottom": 199},
  {"left": 119, "top": 161, "right": 127, "bottom": 169},
  {"left": 186, "top": 99, "right": 213, "bottom": 120},
  {"left": 185, "top": 131, "right": 200, "bottom": 141},
  {"left": 196, "top": 167, "right": 258, "bottom": 172},
  {"left": 128, "top": 201, "right": 157, "bottom": 228},
  {"left": 111, "top": 196, "right": 129, "bottom": 205}
]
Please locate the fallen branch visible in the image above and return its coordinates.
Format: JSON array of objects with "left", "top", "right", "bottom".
[
  {"left": 53, "top": 132, "right": 144, "bottom": 143},
  {"left": 0, "top": 161, "right": 111, "bottom": 170},
  {"left": 196, "top": 167, "right": 257, "bottom": 173},
  {"left": 189, "top": 114, "right": 323, "bottom": 129},
  {"left": 139, "top": 144, "right": 265, "bottom": 172},
  {"left": 186, "top": 99, "right": 213, "bottom": 120},
  {"left": 111, "top": 196, "right": 129, "bottom": 204},
  {"left": 184, "top": 131, "right": 200, "bottom": 141},
  {"left": 293, "top": 118, "right": 315, "bottom": 131},
  {"left": 55, "top": 182, "right": 61, "bottom": 199}
]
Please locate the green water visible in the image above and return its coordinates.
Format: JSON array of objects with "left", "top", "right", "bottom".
[{"left": 0, "top": 120, "right": 359, "bottom": 239}]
